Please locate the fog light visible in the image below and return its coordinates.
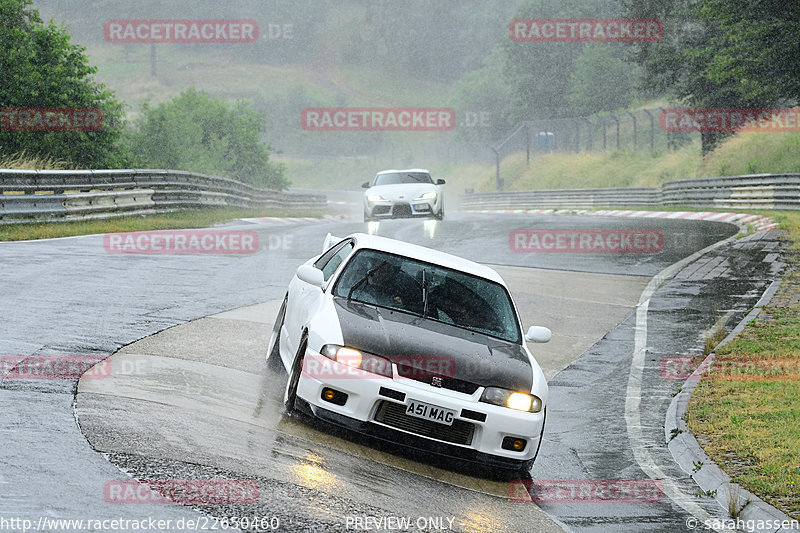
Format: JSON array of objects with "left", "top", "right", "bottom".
[
  {"left": 502, "top": 436, "right": 527, "bottom": 452},
  {"left": 321, "top": 387, "right": 347, "bottom": 406}
]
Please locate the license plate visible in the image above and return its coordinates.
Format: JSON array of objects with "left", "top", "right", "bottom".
[{"left": 405, "top": 399, "right": 456, "bottom": 426}]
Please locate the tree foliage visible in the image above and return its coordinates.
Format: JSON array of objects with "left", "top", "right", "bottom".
[
  {"left": 622, "top": 0, "right": 796, "bottom": 153},
  {"left": 124, "top": 89, "right": 288, "bottom": 189},
  {"left": 501, "top": 0, "right": 639, "bottom": 121},
  {"left": 0, "top": 0, "right": 127, "bottom": 167}
]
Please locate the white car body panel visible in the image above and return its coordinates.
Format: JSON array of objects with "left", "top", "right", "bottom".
[{"left": 272, "top": 232, "right": 549, "bottom": 466}]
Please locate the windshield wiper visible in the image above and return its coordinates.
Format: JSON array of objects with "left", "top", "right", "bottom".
[
  {"left": 347, "top": 263, "right": 386, "bottom": 301},
  {"left": 422, "top": 269, "right": 429, "bottom": 318}
]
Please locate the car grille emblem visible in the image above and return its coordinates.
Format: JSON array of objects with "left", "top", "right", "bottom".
[{"left": 431, "top": 376, "right": 443, "bottom": 387}]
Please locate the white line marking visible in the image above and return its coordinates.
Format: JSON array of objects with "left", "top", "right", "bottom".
[{"left": 625, "top": 233, "right": 739, "bottom": 522}]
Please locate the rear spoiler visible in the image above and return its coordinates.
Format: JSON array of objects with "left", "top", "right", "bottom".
[{"left": 322, "top": 233, "right": 344, "bottom": 253}]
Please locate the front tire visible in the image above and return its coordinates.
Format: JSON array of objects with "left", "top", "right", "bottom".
[
  {"left": 434, "top": 203, "right": 445, "bottom": 220},
  {"left": 284, "top": 334, "right": 307, "bottom": 414}
]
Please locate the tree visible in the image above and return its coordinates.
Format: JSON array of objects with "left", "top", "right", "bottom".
[
  {"left": 449, "top": 47, "right": 514, "bottom": 142},
  {"left": 700, "top": 0, "right": 800, "bottom": 104},
  {"left": 0, "top": 0, "right": 127, "bottom": 167},
  {"left": 125, "top": 89, "right": 288, "bottom": 190},
  {"left": 568, "top": 43, "right": 640, "bottom": 116},
  {"left": 501, "top": 0, "right": 624, "bottom": 120},
  {"left": 621, "top": 0, "right": 783, "bottom": 154}
]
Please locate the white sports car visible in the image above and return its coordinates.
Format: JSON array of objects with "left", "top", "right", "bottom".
[
  {"left": 361, "top": 169, "right": 445, "bottom": 222},
  {"left": 267, "top": 232, "right": 551, "bottom": 471}
]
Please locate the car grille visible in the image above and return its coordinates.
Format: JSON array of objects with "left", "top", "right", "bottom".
[
  {"left": 395, "top": 364, "right": 480, "bottom": 395},
  {"left": 374, "top": 401, "right": 475, "bottom": 446},
  {"left": 373, "top": 205, "right": 391, "bottom": 215},
  {"left": 392, "top": 203, "right": 412, "bottom": 217}
]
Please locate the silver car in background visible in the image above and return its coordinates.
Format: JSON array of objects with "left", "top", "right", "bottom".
[{"left": 362, "top": 169, "right": 445, "bottom": 222}]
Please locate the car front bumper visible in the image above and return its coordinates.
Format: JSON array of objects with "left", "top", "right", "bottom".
[
  {"left": 296, "top": 350, "right": 545, "bottom": 463},
  {"left": 365, "top": 199, "right": 437, "bottom": 218}
]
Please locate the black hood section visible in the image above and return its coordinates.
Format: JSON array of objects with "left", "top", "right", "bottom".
[{"left": 333, "top": 298, "right": 533, "bottom": 391}]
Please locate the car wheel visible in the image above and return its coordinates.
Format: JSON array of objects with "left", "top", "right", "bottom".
[
  {"left": 434, "top": 203, "right": 444, "bottom": 220},
  {"left": 284, "top": 334, "right": 307, "bottom": 414},
  {"left": 266, "top": 294, "right": 287, "bottom": 372},
  {"left": 363, "top": 211, "right": 373, "bottom": 223}
]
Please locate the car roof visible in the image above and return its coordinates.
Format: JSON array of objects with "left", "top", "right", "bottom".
[
  {"left": 375, "top": 168, "right": 431, "bottom": 175},
  {"left": 346, "top": 233, "right": 506, "bottom": 285}
]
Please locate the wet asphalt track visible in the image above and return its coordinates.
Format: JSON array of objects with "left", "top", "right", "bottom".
[{"left": 0, "top": 209, "right": 784, "bottom": 532}]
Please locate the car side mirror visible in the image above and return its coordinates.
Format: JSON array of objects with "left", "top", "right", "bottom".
[
  {"left": 362, "top": 181, "right": 371, "bottom": 188},
  {"left": 436, "top": 178, "right": 446, "bottom": 185},
  {"left": 524, "top": 326, "right": 552, "bottom": 343},
  {"left": 296, "top": 265, "right": 325, "bottom": 288}
]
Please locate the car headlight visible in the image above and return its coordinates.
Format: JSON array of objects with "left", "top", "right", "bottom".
[
  {"left": 320, "top": 344, "right": 393, "bottom": 377},
  {"left": 414, "top": 191, "right": 437, "bottom": 200},
  {"left": 367, "top": 194, "right": 386, "bottom": 203},
  {"left": 480, "top": 387, "right": 542, "bottom": 412}
]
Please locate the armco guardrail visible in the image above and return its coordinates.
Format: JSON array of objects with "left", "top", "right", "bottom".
[
  {"left": 0, "top": 169, "right": 326, "bottom": 223},
  {"left": 460, "top": 187, "right": 661, "bottom": 210},
  {"left": 461, "top": 173, "right": 800, "bottom": 211}
]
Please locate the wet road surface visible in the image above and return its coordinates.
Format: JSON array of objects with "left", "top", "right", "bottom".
[{"left": 1, "top": 212, "right": 783, "bottom": 532}]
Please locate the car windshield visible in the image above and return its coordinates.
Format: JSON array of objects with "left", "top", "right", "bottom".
[
  {"left": 333, "top": 249, "right": 521, "bottom": 343},
  {"left": 373, "top": 172, "right": 433, "bottom": 186}
]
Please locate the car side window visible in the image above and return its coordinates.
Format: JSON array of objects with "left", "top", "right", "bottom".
[{"left": 314, "top": 240, "right": 354, "bottom": 282}]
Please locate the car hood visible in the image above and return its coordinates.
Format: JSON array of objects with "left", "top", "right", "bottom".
[
  {"left": 367, "top": 183, "right": 437, "bottom": 201},
  {"left": 332, "top": 298, "right": 532, "bottom": 391}
]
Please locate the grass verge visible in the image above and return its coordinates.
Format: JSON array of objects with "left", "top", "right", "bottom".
[
  {"left": 0, "top": 208, "right": 321, "bottom": 241},
  {"left": 687, "top": 210, "right": 800, "bottom": 520}
]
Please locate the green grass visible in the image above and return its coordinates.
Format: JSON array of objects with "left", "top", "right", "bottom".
[
  {"left": 687, "top": 211, "right": 800, "bottom": 520},
  {"left": 353, "top": 126, "right": 797, "bottom": 195},
  {"left": 0, "top": 207, "right": 319, "bottom": 241}
]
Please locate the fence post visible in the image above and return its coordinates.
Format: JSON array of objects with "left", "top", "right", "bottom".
[
  {"left": 491, "top": 146, "right": 502, "bottom": 191},
  {"left": 582, "top": 117, "right": 592, "bottom": 151},
  {"left": 602, "top": 118, "right": 607, "bottom": 151},
  {"left": 626, "top": 110, "right": 637, "bottom": 151},
  {"left": 642, "top": 108, "right": 655, "bottom": 152},
  {"left": 526, "top": 126, "right": 530, "bottom": 166}
]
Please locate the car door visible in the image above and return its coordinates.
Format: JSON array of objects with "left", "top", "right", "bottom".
[{"left": 283, "top": 239, "right": 355, "bottom": 364}]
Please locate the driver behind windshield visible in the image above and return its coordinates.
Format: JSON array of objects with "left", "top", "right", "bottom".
[{"left": 353, "top": 261, "right": 422, "bottom": 313}]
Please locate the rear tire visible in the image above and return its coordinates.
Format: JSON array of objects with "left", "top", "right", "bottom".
[
  {"left": 284, "top": 335, "right": 307, "bottom": 414},
  {"left": 266, "top": 294, "right": 287, "bottom": 372}
]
